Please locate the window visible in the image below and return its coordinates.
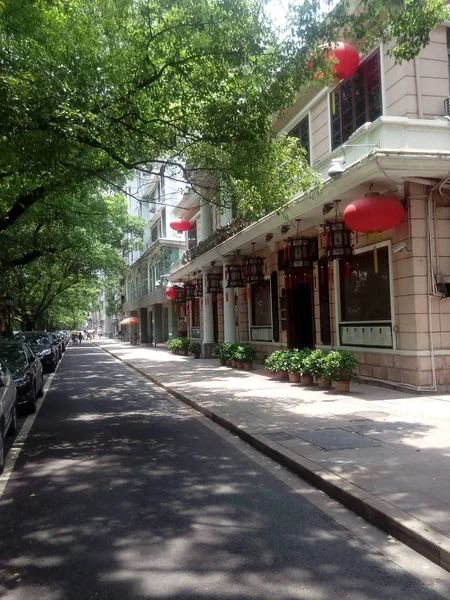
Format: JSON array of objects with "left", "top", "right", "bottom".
[
  {"left": 192, "top": 298, "right": 200, "bottom": 327},
  {"left": 188, "top": 222, "right": 197, "bottom": 249},
  {"left": 151, "top": 222, "right": 159, "bottom": 243},
  {"left": 251, "top": 280, "right": 272, "bottom": 326},
  {"left": 289, "top": 115, "right": 310, "bottom": 165},
  {"left": 330, "top": 50, "right": 382, "bottom": 150},
  {"left": 340, "top": 246, "right": 391, "bottom": 322}
]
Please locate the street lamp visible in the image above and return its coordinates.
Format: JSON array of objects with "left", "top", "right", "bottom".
[{"left": 3, "top": 293, "right": 12, "bottom": 340}]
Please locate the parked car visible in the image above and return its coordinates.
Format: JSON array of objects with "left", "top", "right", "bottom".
[
  {"left": 49, "top": 333, "right": 63, "bottom": 360},
  {"left": 0, "top": 342, "right": 44, "bottom": 413},
  {"left": 53, "top": 331, "right": 66, "bottom": 353},
  {"left": 13, "top": 332, "right": 59, "bottom": 373},
  {"left": 0, "top": 358, "right": 17, "bottom": 474}
]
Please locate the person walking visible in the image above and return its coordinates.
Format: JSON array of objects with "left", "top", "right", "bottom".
[{"left": 77, "top": 331, "right": 83, "bottom": 345}]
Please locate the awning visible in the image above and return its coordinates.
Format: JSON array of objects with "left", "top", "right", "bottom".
[{"left": 120, "top": 317, "right": 139, "bottom": 325}]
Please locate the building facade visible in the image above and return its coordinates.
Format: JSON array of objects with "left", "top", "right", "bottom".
[
  {"left": 121, "top": 170, "right": 185, "bottom": 343},
  {"left": 168, "top": 26, "right": 450, "bottom": 392}
]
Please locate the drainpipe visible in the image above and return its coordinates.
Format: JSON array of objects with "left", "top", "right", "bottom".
[{"left": 414, "top": 57, "right": 423, "bottom": 119}]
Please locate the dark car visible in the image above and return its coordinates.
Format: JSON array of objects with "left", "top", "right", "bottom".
[
  {"left": 0, "top": 342, "right": 44, "bottom": 413},
  {"left": 51, "top": 332, "right": 65, "bottom": 356},
  {"left": 0, "top": 358, "right": 17, "bottom": 473},
  {"left": 13, "top": 332, "right": 59, "bottom": 373}
]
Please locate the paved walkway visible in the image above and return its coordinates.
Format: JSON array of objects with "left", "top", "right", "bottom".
[{"left": 95, "top": 339, "right": 450, "bottom": 571}]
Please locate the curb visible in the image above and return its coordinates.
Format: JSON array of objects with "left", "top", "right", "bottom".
[{"left": 94, "top": 342, "right": 450, "bottom": 573}]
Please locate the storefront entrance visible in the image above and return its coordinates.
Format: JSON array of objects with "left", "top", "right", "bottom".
[{"left": 287, "top": 280, "right": 315, "bottom": 349}]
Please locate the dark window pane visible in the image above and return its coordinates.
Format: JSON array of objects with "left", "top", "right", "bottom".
[
  {"left": 251, "top": 280, "right": 272, "bottom": 326},
  {"left": 288, "top": 116, "right": 310, "bottom": 165},
  {"left": 340, "top": 246, "right": 391, "bottom": 322}
]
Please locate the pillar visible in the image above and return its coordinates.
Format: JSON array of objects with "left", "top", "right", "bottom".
[
  {"left": 223, "top": 263, "right": 236, "bottom": 343},
  {"left": 139, "top": 307, "right": 149, "bottom": 343},
  {"left": 200, "top": 200, "right": 212, "bottom": 241},
  {"left": 202, "top": 270, "right": 215, "bottom": 357}
]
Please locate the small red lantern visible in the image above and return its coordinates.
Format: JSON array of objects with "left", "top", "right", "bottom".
[
  {"left": 170, "top": 218, "right": 191, "bottom": 232},
  {"left": 165, "top": 286, "right": 176, "bottom": 299},
  {"left": 343, "top": 194, "right": 405, "bottom": 233},
  {"left": 328, "top": 42, "right": 360, "bottom": 80}
]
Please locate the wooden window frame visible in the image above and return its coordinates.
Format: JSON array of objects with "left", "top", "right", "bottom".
[
  {"left": 289, "top": 115, "right": 311, "bottom": 165},
  {"left": 330, "top": 49, "right": 382, "bottom": 150}
]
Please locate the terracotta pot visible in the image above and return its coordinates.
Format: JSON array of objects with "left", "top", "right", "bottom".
[
  {"left": 220, "top": 358, "right": 227, "bottom": 366},
  {"left": 231, "top": 360, "right": 237, "bottom": 368},
  {"left": 181, "top": 350, "right": 188, "bottom": 356},
  {"left": 300, "top": 374, "right": 313, "bottom": 386},
  {"left": 288, "top": 372, "right": 300, "bottom": 383},
  {"left": 193, "top": 354, "right": 201, "bottom": 359},
  {"left": 226, "top": 360, "right": 233, "bottom": 367},
  {"left": 237, "top": 361, "right": 244, "bottom": 369},
  {"left": 318, "top": 377, "right": 332, "bottom": 389},
  {"left": 335, "top": 380, "right": 351, "bottom": 393},
  {"left": 243, "top": 362, "right": 253, "bottom": 371}
]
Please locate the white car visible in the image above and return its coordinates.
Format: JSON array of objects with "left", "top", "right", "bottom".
[{"left": 0, "top": 358, "right": 17, "bottom": 474}]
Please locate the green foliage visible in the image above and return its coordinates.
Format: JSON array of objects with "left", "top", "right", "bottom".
[
  {"left": 301, "top": 349, "right": 328, "bottom": 378},
  {"left": 212, "top": 343, "right": 225, "bottom": 359},
  {"left": 188, "top": 340, "right": 202, "bottom": 356},
  {"left": 233, "top": 344, "right": 257, "bottom": 363},
  {"left": 264, "top": 349, "right": 292, "bottom": 373},
  {"left": 168, "top": 337, "right": 189, "bottom": 352},
  {"left": 220, "top": 342, "right": 239, "bottom": 360},
  {"left": 323, "top": 350, "right": 358, "bottom": 381},
  {"left": 287, "top": 348, "right": 312, "bottom": 374}
]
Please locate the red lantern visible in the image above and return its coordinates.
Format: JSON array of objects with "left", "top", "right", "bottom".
[
  {"left": 328, "top": 42, "right": 360, "bottom": 80},
  {"left": 165, "top": 286, "right": 176, "bottom": 299},
  {"left": 343, "top": 195, "right": 405, "bottom": 233},
  {"left": 170, "top": 218, "right": 191, "bottom": 232}
]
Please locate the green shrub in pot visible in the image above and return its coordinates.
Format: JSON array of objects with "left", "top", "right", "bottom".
[
  {"left": 264, "top": 350, "right": 291, "bottom": 375},
  {"left": 234, "top": 344, "right": 257, "bottom": 369},
  {"left": 188, "top": 340, "right": 202, "bottom": 358},
  {"left": 302, "top": 349, "right": 327, "bottom": 378},
  {"left": 323, "top": 350, "right": 358, "bottom": 390}
]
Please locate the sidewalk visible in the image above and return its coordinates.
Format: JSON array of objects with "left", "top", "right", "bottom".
[{"left": 95, "top": 339, "right": 450, "bottom": 571}]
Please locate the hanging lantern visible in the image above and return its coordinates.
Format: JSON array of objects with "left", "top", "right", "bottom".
[
  {"left": 226, "top": 264, "right": 245, "bottom": 288},
  {"left": 170, "top": 218, "right": 191, "bottom": 232},
  {"left": 285, "top": 220, "right": 313, "bottom": 269},
  {"left": 174, "top": 285, "right": 186, "bottom": 303},
  {"left": 327, "top": 42, "right": 359, "bottom": 80},
  {"left": 343, "top": 194, "right": 405, "bottom": 233},
  {"left": 184, "top": 282, "right": 195, "bottom": 302},
  {"left": 326, "top": 199, "right": 353, "bottom": 261},
  {"left": 343, "top": 193, "right": 405, "bottom": 273},
  {"left": 165, "top": 286, "right": 176, "bottom": 299},
  {"left": 206, "top": 272, "right": 222, "bottom": 294},
  {"left": 245, "top": 243, "right": 265, "bottom": 283},
  {"left": 194, "top": 277, "right": 203, "bottom": 298},
  {"left": 326, "top": 221, "right": 353, "bottom": 261}
]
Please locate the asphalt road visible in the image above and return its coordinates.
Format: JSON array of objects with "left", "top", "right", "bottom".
[{"left": 0, "top": 343, "right": 446, "bottom": 600}]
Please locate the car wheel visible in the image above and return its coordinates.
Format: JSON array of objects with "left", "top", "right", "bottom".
[
  {"left": 8, "top": 405, "right": 17, "bottom": 436},
  {"left": 0, "top": 427, "right": 4, "bottom": 475},
  {"left": 49, "top": 360, "right": 56, "bottom": 373},
  {"left": 27, "top": 387, "right": 37, "bottom": 414},
  {"left": 37, "top": 377, "right": 44, "bottom": 398}
]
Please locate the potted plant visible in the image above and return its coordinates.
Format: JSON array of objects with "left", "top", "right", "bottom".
[
  {"left": 302, "top": 349, "right": 330, "bottom": 388},
  {"left": 324, "top": 350, "right": 358, "bottom": 393},
  {"left": 222, "top": 342, "right": 238, "bottom": 367},
  {"left": 287, "top": 350, "right": 303, "bottom": 383},
  {"left": 264, "top": 350, "right": 291, "bottom": 380},
  {"left": 179, "top": 337, "right": 190, "bottom": 356},
  {"left": 234, "top": 344, "right": 257, "bottom": 370},
  {"left": 189, "top": 340, "right": 202, "bottom": 359},
  {"left": 212, "top": 343, "right": 226, "bottom": 365}
]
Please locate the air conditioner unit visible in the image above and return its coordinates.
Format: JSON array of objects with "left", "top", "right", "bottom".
[{"left": 444, "top": 97, "right": 450, "bottom": 117}]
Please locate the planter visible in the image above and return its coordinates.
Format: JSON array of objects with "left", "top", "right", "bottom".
[
  {"left": 231, "top": 360, "right": 237, "bottom": 368},
  {"left": 243, "top": 361, "right": 253, "bottom": 371},
  {"left": 220, "top": 358, "right": 227, "bottom": 366},
  {"left": 193, "top": 354, "right": 201, "bottom": 359},
  {"left": 300, "top": 374, "right": 313, "bottom": 386},
  {"left": 226, "top": 360, "right": 233, "bottom": 367},
  {"left": 318, "top": 377, "right": 332, "bottom": 389},
  {"left": 335, "top": 380, "right": 351, "bottom": 393},
  {"left": 181, "top": 350, "right": 188, "bottom": 356},
  {"left": 236, "top": 361, "right": 243, "bottom": 369},
  {"left": 288, "top": 372, "right": 300, "bottom": 383}
]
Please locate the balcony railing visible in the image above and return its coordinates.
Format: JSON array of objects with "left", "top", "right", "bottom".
[{"left": 181, "top": 218, "right": 249, "bottom": 264}]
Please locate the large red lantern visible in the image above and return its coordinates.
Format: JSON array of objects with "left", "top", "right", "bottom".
[
  {"left": 165, "top": 286, "right": 176, "bottom": 299},
  {"left": 343, "top": 195, "right": 405, "bottom": 233},
  {"left": 170, "top": 218, "right": 191, "bottom": 232},
  {"left": 327, "top": 42, "right": 359, "bottom": 80}
]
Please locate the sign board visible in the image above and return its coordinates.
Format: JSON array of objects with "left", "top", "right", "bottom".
[{"left": 339, "top": 323, "right": 393, "bottom": 348}]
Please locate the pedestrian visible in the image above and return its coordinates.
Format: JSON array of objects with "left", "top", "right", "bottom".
[{"left": 77, "top": 331, "right": 83, "bottom": 345}]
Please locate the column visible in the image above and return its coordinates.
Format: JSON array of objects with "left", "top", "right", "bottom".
[
  {"left": 223, "top": 262, "right": 236, "bottom": 343},
  {"left": 139, "top": 307, "right": 149, "bottom": 344},
  {"left": 200, "top": 200, "right": 212, "bottom": 241},
  {"left": 202, "top": 270, "right": 215, "bottom": 357}
]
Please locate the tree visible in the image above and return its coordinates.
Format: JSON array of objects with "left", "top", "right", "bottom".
[{"left": 1, "top": 0, "right": 447, "bottom": 240}]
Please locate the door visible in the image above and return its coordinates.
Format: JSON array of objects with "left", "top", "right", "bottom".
[
  {"left": 212, "top": 296, "right": 219, "bottom": 343},
  {"left": 287, "top": 280, "right": 315, "bottom": 349}
]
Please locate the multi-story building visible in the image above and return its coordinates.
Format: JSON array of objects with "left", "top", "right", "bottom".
[
  {"left": 168, "top": 26, "right": 450, "bottom": 392},
  {"left": 121, "top": 170, "right": 185, "bottom": 343}
]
